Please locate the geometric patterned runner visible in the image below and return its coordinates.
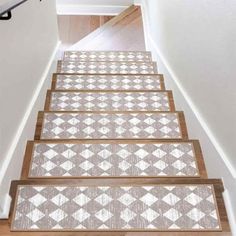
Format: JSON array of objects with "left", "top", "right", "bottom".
[
  {"left": 58, "top": 61, "right": 157, "bottom": 74},
  {"left": 54, "top": 74, "right": 164, "bottom": 91},
  {"left": 28, "top": 142, "right": 199, "bottom": 177},
  {"left": 40, "top": 112, "right": 183, "bottom": 139},
  {"left": 48, "top": 91, "right": 172, "bottom": 111},
  {"left": 11, "top": 184, "right": 221, "bottom": 231},
  {"left": 63, "top": 51, "right": 152, "bottom": 62}
]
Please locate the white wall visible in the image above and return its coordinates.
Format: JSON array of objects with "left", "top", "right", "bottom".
[
  {"left": 57, "top": 0, "right": 133, "bottom": 5},
  {"left": 57, "top": 0, "right": 133, "bottom": 15},
  {"left": 138, "top": 0, "right": 236, "bottom": 232},
  {"left": 0, "top": 0, "right": 59, "bottom": 217}
]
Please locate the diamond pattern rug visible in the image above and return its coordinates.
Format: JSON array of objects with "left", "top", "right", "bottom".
[
  {"left": 63, "top": 51, "right": 152, "bottom": 62},
  {"left": 59, "top": 61, "right": 157, "bottom": 74},
  {"left": 29, "top": 142, "right": 199, "bottom": 177},
  {"left": 41, "top": 112, "right": 182, "bottom": 139},
  {"left": 49, "top": 92, "right": 171, "bottom": 111},
  {"left": 11, "top": 184, "right": 221, "bottom": 231},
  {"left": 55, "top": 74, "right": 163, "bottom": 91},
  {"left": 10, "top": 48, "right": 226, "bottom": 232}
]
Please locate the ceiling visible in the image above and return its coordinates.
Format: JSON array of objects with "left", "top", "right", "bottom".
[{"left": 56, "top": 0, "right": 134, "bottom": 15}]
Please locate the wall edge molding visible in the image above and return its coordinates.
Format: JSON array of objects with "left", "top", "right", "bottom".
[
  {"left": 0, "top": 41, "right": 61, "bottom": 219},
  {"left": 223, "top": 189, "right": 236, "bottom": 235},
  {"left": 57, "top": 4, "right": 128, "bottom": 15},
  {"left": 0, "top": 194, "right": 11, "bottom": 219},
  {"left": 147, "top": 24, "right": 236, "bottom": 236},
  {"left": 147, "top": 34, "right": 236, "bottom": 179},
  {"left": 139, "top": 0, "right": 236, "bottom": 180},
  {"left": 139, "top": 0, "right": 235, "bottom": 233}
]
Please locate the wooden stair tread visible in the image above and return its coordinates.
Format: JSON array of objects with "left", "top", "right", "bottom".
[
  {"left": 52, "top": 74, "right": 165, "bottom": 91},
  {"left": 22, "top": 140, "right": 206, "bottom": 179},
  {"left": 45, "top": 90, "right": 175, "bottom": 112},
  {"left": 57, "top": 61, "right": 158, "bottom": 74},
  {"left": 63, "top": 51, "right": 152, "bottom": 62},
  {"left": 35, "top": 111, "right": 188, "bottom": 140},
  {"left": 10, "top": 179, "right": 226, "bottom": 232}
]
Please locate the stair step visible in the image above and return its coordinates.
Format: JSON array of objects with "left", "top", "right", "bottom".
[
  {"left": 23, "top": 140, "right": 206, "bottom": 178},
  {"left": 35, "top": 111, "right": 188, "bottom": 140},
  {"left": 10, "top": 179, "right": 224, "bottom": 231},
  {"left": 57, "top": 61, "right": 157, "bottom": 74},
  {"left": 52, "top": 74, "right": 165, "bottom": 91},
  {"left": 63, "top": 51, "right": 152, "bottom": 62},
  {"left": 45, "top": 91, "right": 175, "bottom": 112}
]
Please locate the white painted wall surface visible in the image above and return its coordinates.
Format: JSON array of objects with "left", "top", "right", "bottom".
[
  {"left": 0, "top": 0, "right": 9, "bottom": 5},
  {"left": 57, "top": 0, "right": 133, "bottom": 6},
  {"left": 0, "top": 0, "right": 59, "bottom": 217},
  {"left": 138, "top": 0, "right": 236, "bottom": 232},
  {"left": 56, "top": 0, "right": 133, "bottom": 15}
]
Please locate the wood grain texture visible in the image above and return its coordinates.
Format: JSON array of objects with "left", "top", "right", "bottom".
[
  {"left": 58, "top": 15, "right": 114, "bottom": 52},
  {"left": 69, "top": 6, "right": 146, "bottom": 51},
  {"left": 0, "top": 223, "right": 231, "bottom": 236}
]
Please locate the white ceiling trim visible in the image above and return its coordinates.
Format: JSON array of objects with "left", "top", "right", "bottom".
[{"left": 57, "top": 4, "right": 128, "bottom": 15}]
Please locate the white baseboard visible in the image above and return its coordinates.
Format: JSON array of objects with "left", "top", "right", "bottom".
[
  {"left": 139, "top": 0, "right": 235, "bottom": 233},
  {"left": 223, "top": 189, "right": 236, "bottom": 235},
  {"left": 148, "top": 35, "right": 236, "bottom": 179},
  {"left": 0, "top": 41, "right": 61, "bottom": 219},
  {"left": 57, "top": 4, "right": 128, "bottom": 15},
  {"left": 140, "top": 0, "right": 236, "bottom": 179},
  {"left": 0, "top": 194, "right": 11, "bottom": 219},
  {"left": 147, "top": 34, "right": 236, "bottom": 234}
]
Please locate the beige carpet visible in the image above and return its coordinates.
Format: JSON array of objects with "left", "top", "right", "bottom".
[
  {"left": 49, "top": 91, "right": 171, "bottom": 111},
  {"left": 64, "top": 51, "right": 152, "bottom": 62},
  {"left": 29, "top": 142, "right": 199, "bottom": 178},
  {"left": 11, "top": 184, "right": 221, "bottom": 231},
  {"left": 41, "top": 112, "right": 182, "bottom": 140},
  {"left": 55, "top": 74, "right": 164, "bottom": 91},
  {"left": 59, "top": 61, "right": 157, "bottom": 74}
]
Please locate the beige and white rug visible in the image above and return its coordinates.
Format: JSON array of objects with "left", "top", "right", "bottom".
[
  {"left": 40, "top": 112, "right": 183, "bottom": 139},
  {"left": 59, "top": 61, "right": 157, "bottom": 74},
  {"left": 54, "top": 75, "right": 163, "bottom": 91},
  {"left": 29, "top": 142, "right": 199, "bottom": 178},
  {"left": 63, "top": 51, "right": 152, "bottom": 62},
  {"left": 49, "top": 91, "right": 171, "bottom": 111},
  {"left": 11, "top": 184, "right": 221, "bottom": 231}
]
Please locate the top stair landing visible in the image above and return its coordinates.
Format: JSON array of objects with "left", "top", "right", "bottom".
[
  {"left": 69, "top": 5, "right": 146, "bottom": 51},
  {"left": 64, "top": 51, "right": 152, "bottom": 62}
]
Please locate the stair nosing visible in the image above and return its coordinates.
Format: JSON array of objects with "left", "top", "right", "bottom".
[
  {"left": 21, "top": 139, "right": 206, "bottom": 180},
  {"left": 44, "top": 90, "right": 175, "bottom": 112},
  {"left": 57, "top": 61, "right": 158, "bottom": 74},
  {"left": 51, "top": 73, "right": 166, "bottom": 91},
  {"left": 10, "top": 179, "right": 228, "bottom": 232},
  {"left": 34, "top": 111, "right": 188, "bottom": 141}
]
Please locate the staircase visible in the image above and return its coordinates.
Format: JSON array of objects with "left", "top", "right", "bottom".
[{"left": 7, "top": 50, "right": 230, "bottom": 235}]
